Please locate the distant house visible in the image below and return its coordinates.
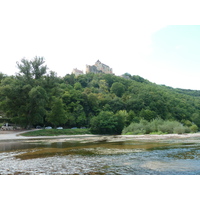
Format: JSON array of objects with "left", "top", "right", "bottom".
[{"left": 72, "top": 68, "right": 84, "bottom": 76}]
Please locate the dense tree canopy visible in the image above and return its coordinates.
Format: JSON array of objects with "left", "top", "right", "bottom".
[{"left": 1, "top": 57, "right": 200, "bottom": 134}]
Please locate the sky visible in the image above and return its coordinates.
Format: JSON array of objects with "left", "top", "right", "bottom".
[{"left": 0, "top": 0, "right": 200, "bottom": 90}]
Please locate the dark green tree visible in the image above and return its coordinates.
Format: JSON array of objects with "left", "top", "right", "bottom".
[
  {"left": 16, "top": 56, "right": 47, "bottom": 82},
  {"left": 110, "top": 82, "right": 125, "bottom": 97},
  {"left": 46, "top": 97, "right": 67, "bottom": 127},
  {"left": 26, "top": 86, "right": 48, "bottom": 127},
  {"left": 139, "top": 109, "right": 157, "bottom": 121},
  {"left": 90, "top": 111, "right": 118, "bottom": 134},
  {"left": 0, "top": 78, "right": 47, "bottom": 128}
]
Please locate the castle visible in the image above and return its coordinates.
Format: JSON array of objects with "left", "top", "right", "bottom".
[
  {"left": 86, "top": 60, "right": 113, "bottom": 74},
  {"left": 72, "top": 60, "right": 113, "bottom": 76},
  {"left": 72, "top": 68, "right": 84, "bottom": 76}
]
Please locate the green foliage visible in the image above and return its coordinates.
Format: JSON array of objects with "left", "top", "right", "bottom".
[
  {"left": 173, "top": 126, "right": 185, "bottom": 134},
  {"left": 90, "top": 111, "right": 119, "bottom": 134},
  {"left": 74, "top": 82, "right": 83, "bottom": 90},
  {"left": 17, "top": 56, "right": 47, "bottom": 81},
  {"left": 122, "top": 119, "right": 193, "bottom": 135},
  {"left": 1, "top": 57, "right": 200, "bottom": 134},
  {"left": 157, "top": 121, "right": 181, "bottom": 134},
  {"left": 110, "top": 82, "right": 125, "bottom": 97},
  {"left": 26, "top": 86, "right": 47, "bottom": 126},
  {"left": 139, "top": 109, "right": 157, "bottom": 121},
  {"left": 46, "top": 97, "right": 67, "bottom": 127},
  {"left": 181, "top": 120, "right": 193, "bottom": 127},
  {"left": 191, "top": 113, "right": 200, "bottom": 127},
  {"left": 190, "top": 124, "right": 198, "bottom": 133},
  {"left": 21, "top": 128, "right": 92, "bottom": 136}
]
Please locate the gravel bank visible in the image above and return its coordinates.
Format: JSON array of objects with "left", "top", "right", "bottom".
[{"left": 1, "top": 130, "right": 200, "bottom": 142}]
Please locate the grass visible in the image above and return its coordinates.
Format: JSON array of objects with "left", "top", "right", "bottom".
[{"left": 21, "top": 128, "right": 93, "bottom": 136}]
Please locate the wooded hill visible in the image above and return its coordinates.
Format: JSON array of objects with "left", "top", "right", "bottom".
[{"left": 0, "top": 57, "right": 200, "bottom": 134}]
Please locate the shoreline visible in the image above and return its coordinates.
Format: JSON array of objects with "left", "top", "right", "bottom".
[{"left": 1, "top": 130, "right": 200, "bottom": 142}]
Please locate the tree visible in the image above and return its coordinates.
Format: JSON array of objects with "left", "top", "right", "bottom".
[
  {"left": 74, "top": 82, "right": 83, "bottom": 90},
  {"left": 190, "top": 124, "right": 198, "bottom": 133},
  {"left": 115, "top": 110, "right": 129, "bottom": 133},
  {"left": 26, "top": 86, "right": 47, "bottom": 127},
  {"left": 87, "top": 93, "right": 99, "bottom": 115},
  {"left": 108, "top": 97, "right": 125, "bottom": 113},
  {"left": 16, "top": 56, "right": 47, "bottom": 81},
  {"left": 31, "top": 57, "right": 47, "bottom": 79},
  {"left": 0, "top": 73, "right": 7, "bottom": 83},
  {"left": 191, "top": 113, "right": 200, "bottom": 127},
  {"left": 127, "top": 110, "right": 137, "bottom": 123},
  {"left": 0, "top": 77, "right": 27, "bottom": 126},
  {"left": 90, "top": 111, "right": 118, "bottom": 134},
  {"left": 73, "top": 105, "right": 87, "bottom": 127},
  {"left": 139, "top": 109, "right": 157, "bottom": 121},
  {"left": 110, "top": 82, "right": 125, "bottom": 97},
  {"left": 98, "top": 80, "right": 108, "bottom": 93},
  {"left": 2, "top": 57, "right": 200, "bottom": 132},
  {"left": 46, "top": 98, "right": 67, "bottom": 127},
  {"left": 0, "top": 57, "right": 50, "bottom": 128}
]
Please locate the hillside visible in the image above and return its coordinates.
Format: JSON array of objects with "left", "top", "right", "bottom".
[{"left": 0, "top": 57, "right": 200, "bottom": 134}]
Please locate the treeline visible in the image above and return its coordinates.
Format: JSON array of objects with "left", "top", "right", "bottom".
[{"left": 0, "top": 57, "right": 200, "bottom": 134}]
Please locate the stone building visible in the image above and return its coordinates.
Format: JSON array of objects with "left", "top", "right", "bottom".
[
  {"left": 86, "top": 60, "right": 113, "bottom": 74},
  {"left": 72, "top": 68, "right": 84, "bottom": 76}
]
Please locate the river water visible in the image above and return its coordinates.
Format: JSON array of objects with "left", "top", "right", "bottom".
[{"left": 0, "top": 135, "right": 200, "bottom": 175}]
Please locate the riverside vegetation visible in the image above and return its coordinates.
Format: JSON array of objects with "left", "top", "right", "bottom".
[
  {"left": 22, "top": 128, "right": 92, "bottom": 136},
  {"left": 0, "top": 56, "right": 200, "bottom": 135}
]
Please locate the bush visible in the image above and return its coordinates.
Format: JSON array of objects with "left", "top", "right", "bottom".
[
  {"left": 122, "top": 122, "right": 145, "bottom": 135},
  {"left": 173, "top": 126, "right": 185, "bottom": 134},
  {"left": 158, "top": 121, "right": 181, "bottom": 134},
  {"left": 122, "top": 119, "right": 190, "bottom": 135},
  {"left": 190, "top": 124, "right": 198, "bottom": 133},
  {"left": 184, "top": 126, "right": 191, "bottom": 133}
]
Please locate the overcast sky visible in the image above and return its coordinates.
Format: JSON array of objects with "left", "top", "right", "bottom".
[{"left": 0, "top": 0, "right": 200, "bottom": 90}]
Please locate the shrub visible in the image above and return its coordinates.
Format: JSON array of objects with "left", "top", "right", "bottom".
[
  {"left": 157, "top": 121, "right": 181, "bottom": 134},
  {"left": 173, "top": 126, "right": 185, "bottom": 134},
  {"left": 184, "top": 126, "right": 191, "bottom": 133},
  {"left": 122, "top": 122, "right": 145, "bottom": 135},
  {"left": 190, "top": 124, "right": 198, "bottom": 133},
  {"left": 122, "top": 119, "right": 190, "bottom": 135}
]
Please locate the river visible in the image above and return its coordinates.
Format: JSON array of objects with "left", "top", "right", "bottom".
[{"left": 0, "top": 134, "right": 200, "bottom": 175}]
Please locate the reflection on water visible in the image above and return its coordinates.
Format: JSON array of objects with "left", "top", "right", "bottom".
[{"left": 0, "top": 136, "right": 200, "bottom": 175}]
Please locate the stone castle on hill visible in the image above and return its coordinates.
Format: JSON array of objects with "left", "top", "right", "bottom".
[
  {"left": 72, "top": 68, "right": 84, "bottom": 76},
  {"left": 86, "top": 60, "right": 113, "bottom": 74},
  {"left": 72, "top": 60, "right": 113, "bottom": 76}
]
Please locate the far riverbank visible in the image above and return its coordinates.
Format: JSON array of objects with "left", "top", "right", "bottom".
[{"left": 1, "top": 129, "right": 200, "bottom": 143}]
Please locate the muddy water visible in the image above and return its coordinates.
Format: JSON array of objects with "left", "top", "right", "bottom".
[{"left": 0, "top": 136, "right": 200, "bottom": 175}]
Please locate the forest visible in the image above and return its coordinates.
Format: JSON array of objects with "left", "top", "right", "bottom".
[{"left": 0, "top": 56, "right": 200, "bottom": 135}]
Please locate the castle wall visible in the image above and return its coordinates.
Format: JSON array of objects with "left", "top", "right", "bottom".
[
  {"left": 72, "top": 68, "right": 84, "bottom": 76},
  {"left": 86, "top": 60, "right": 113, "bottom": 74}
]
